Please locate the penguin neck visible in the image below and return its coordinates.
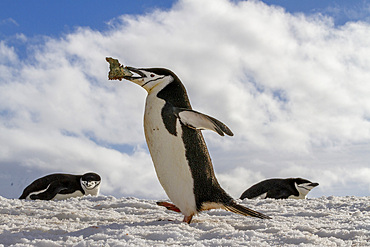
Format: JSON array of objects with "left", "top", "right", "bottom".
[
  {"left": 144, "top": 76, "right": 173, "bottom": 95},
  {"left": 156, "top": 79, "right": 192, "bottom": 108},
  {"left": 289, "top": 182, "right": 309, "bottom": 199}
]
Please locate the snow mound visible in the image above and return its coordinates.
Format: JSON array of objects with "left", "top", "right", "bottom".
[{"left": 0, "top": 196, "right": 368, "bottom": 246}]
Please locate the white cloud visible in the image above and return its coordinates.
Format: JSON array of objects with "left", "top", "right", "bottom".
[
  {"left": 0, "top": 18, "right": 19, "bottom": 27},
  {"left": 0, "top": 41, "right": 18, "bottom": 64},
  {"left": 323, "top": 1, "right": 370, "bottom": 24},
  {"left": 1, "top": 0, "right": 370, "bottom": 199}
]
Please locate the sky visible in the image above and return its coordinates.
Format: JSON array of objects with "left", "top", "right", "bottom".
[{"left": 1, "top": 0, "right": 370, "bottom": 200}]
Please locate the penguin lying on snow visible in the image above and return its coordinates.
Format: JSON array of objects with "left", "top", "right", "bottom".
[
  {"left": 240, "top": 178, "right": 319, "bottom": 200},
  {"left": 19, "top": 172, "right": 101, "bottom": 200},
  {"left": 110, "top": 63, "right": 270, "bottom": 223}
]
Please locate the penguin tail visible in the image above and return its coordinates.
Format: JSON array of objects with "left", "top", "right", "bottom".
[
  {"left": 19, "top": 192, "right": 27, "bottom": 199},
  {"left": 224, "top": 202, "right": 271, "bottom": 219}
]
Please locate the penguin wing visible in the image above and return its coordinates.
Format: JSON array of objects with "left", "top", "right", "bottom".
[
  {"left": 267, "top": 189, "right": 292, "bottom": 199},
  {"left": 175, "top": 108, "right": 234, "bottom": 136},
  {"left": 30, "top": 181, "right": 68, "bottom": 200},
  {"left": 19, "top": 174, "right": 60, "bottom": 199},
  {"left": 240, "top": 184, "right": 269, "bottom": 199},
  {"left": 240, "top": 188, "right": 267, "bottom": 200}
]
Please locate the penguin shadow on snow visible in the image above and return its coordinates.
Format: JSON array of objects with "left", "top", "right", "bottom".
[
  {"left": 240, "top": 177, "right": 319, "bottom": 200},
  {"left": 19, "top": 172, "right": 101, "bottom": 201}
]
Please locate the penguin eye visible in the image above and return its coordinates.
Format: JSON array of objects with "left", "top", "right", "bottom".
[{"left": 150, "top": 74, "right": 155, "bottom": 77}]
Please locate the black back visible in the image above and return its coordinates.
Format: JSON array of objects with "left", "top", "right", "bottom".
[
  {"left": 156, "top": 72, "right": 233, "bottom": 211},
  {"left": 240, "top": 178, "right": 300, "bottom": 200},
  {"left": 19, "top": 173, "right": 83, "bottom": 200}
]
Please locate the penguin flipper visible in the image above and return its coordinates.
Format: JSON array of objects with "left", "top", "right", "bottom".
[
  {"left": 30, "top": 182, "right": 67, "bottom": 200},
  {"left": 240, "top": 187, "right": 269, "bottom": 200},
  {"left": 175, "top": 108, "right": 233, "bottom": 136},
  {"left": 269, "top": 190, "right": 292, "bottom": 199},
  {"left": 224, "top": 202, "right": 271, "bottom": 219}
]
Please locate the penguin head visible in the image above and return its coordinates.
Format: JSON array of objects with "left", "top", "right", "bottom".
[
  {"left": 80, "top": 172, "right": 101, "bottom": 196},
  {"left": 293, "top": 178, "right": 319, "bottom": 198},
  {"left": 123, "top": 67, "right": 177, "bottom": 92}
]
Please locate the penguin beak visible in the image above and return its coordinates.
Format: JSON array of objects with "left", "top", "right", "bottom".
[
  {"left": 310, "top": 182, "right": 319, "bottom": 187},
  {"left": 298, "top": 182, "right": 319, "bottom": 191},
  {"left": 124, "top": 67, "right": 147, "bottom": 84},
  {"left": 83, "top": 181, "right": 100, "bottom": 190}
]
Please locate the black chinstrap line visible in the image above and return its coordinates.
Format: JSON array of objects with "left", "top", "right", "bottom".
[{"left": 141, "top": 76, "right": 166, "bottom": 87}]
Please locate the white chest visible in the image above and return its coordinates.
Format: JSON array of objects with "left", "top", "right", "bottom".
[
  {"left": 83, "top": 185, "right": 100, "bottom": 197},
  {"left": 143, "top": 94, "right": 197, "bottom": 216},
  {"left": 288, "top": 183, "right": 309, "bottom": 199},
  {"left": 288, "top": 194, "right": 306, "bottom": 199}
]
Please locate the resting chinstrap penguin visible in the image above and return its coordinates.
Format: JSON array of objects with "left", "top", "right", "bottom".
[
  {"left": 19, "top": 172, "right": 101, "bottom": 200},
  {"left": 240, "top": 177, "right": 319, "bottom": 200},
  {"left": 110, "top": 63, "right": 270, "bottom": 223}
]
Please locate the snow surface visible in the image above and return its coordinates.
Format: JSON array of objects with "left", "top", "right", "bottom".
[{"left": 0, "top": 195, "right": 368, "bottom": 246}]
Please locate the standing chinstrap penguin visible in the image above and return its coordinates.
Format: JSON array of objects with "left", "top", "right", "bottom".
[
  {"left": 240, "top": 178, "right": 319, "bottom": 200},
  {"left": 19, "top": 172, "right": 101, "bottom": 200},
  {"left": 108, "top": 60, "right": 270, "bottom": 223}
]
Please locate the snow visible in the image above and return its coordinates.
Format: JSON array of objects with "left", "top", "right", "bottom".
[{"left": 0, "top": 196, "right": 368, "bottom": 246}]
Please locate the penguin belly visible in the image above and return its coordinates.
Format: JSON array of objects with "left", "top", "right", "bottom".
[
  {"left": 144, "top": 95, "right": 197, "bottom": 217},
  {"left": 288, "top": 193, "right": 306, "bottom": 199},
  {"left": 52, "top": 190, "right": 84, "bottom": 200}
]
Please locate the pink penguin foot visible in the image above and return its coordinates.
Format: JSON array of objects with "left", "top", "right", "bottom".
[{"left": 156, "top": 201, "right": 181, "bottom": 213}]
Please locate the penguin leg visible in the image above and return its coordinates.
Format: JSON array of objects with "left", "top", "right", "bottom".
[
  {"left": 156, "top": 201, "right": 181, "bottom": 213},
  {"left": 157, "top": 202, "right": 194, "bottom": 223},
  {"left": 183, "top": 215, "right": 193, "bottom": 224}
]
